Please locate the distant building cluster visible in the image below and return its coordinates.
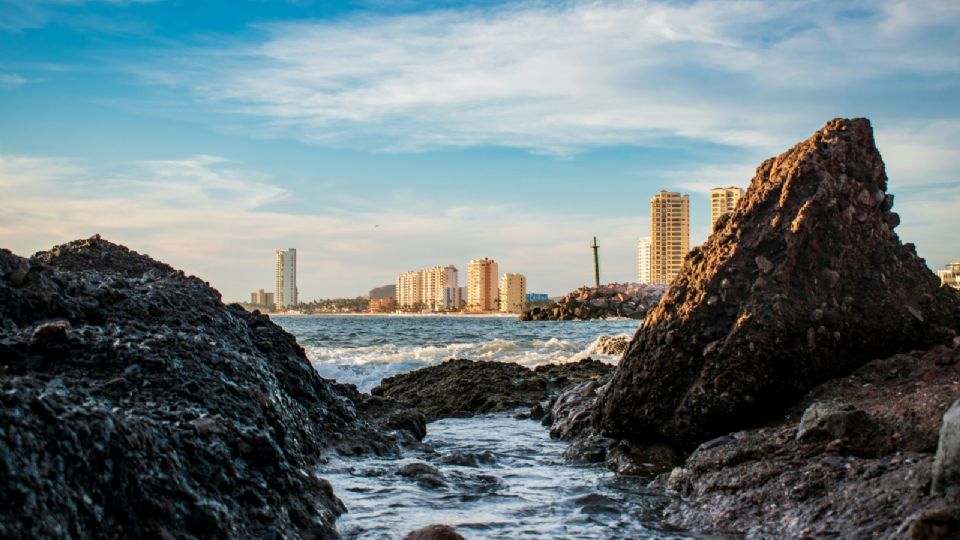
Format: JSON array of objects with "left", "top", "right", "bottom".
[
  {"left": 638, "top": 186, "right": 744, "bottom": 286},
  {"left": 939, "top": 262, "right": 960, "bottom": 290},
  {"left": 396, "top": 265, "right": 463, "bottom": 311},
  {"left": 250, "top": 289, "right": 274, "bottom": 310}
]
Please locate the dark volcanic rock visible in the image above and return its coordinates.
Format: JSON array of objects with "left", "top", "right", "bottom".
[
  {"left": 662, "top": 343, "right": 960, "bottom": 537},
  {"left": 372, "top": 357, "right": 612, "bottom": 421},
  {"left": 403, "top": 524, "right": 465, "bottom": 540},
  {"left": 596, "top": 118, "right": 960, "bottom": 448},
  {"left": 519, "top": 282, "right": 665, "bottom": 321},
  {"left": 0, "top": 236, "right": 424, "bottom": 539}
]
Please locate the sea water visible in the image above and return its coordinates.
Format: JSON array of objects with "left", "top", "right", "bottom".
[{"left": 275, "top": 316, "right": 693, "bottom": 539}]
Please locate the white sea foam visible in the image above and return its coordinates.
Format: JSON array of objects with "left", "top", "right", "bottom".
[{"left": 306, "top": 336, "right": 620, "bottom": 393}]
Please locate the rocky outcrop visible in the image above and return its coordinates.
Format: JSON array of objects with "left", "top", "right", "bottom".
[
  {"left": 519, "top": 282, "right": 665, "bottom": 321},
  {"left": 590, "top": 334, "right": 630, "bottom": 356},
  {"left": 0, "top": 236, "right": 424, "bottom": 539},
  {"left": 596, "top": 118, "right": 960, "bottom": 448},
  {"left": 661, "top": 342, "right": 960, "bottom": 537},
  {"left": 371, "top": 358, "right": 612, "bottom": 421},
  {"left": 933, "top": 399, "right": 960, "bottom": 495},
  {"left": 403, "top": 524, "right": 466, "bottom": 540}
]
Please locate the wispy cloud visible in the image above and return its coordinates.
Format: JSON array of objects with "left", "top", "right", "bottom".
[
  {"left": 0, "top": 152, "right": 648, "bottom": 299},
  {"left": 143, "top": 0, "right": 960, "bottom": 156},
  {"left": 0, "top": 73, "right": 27, "bottom": 87}
]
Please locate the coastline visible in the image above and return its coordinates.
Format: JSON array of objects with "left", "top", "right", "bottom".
[{"left": 269, "top": 311, "right": 522, "bottom": 318}]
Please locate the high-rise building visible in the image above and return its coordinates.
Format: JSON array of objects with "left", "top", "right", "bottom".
[
  {"left": 499, "top": 273, "right": 527, "bottom": 313},
  {"left": 637, "top": 236, "right": 652, "bottom": 284},
  {"left": 467, "top": 257, "right": 499, "bottom": 312},
  {"left": 250, "top": 289, "right": 274, "bottom": 310},
  {"left": 274, "top": 248, "right": 297, "bottom": 309},
  {"left": 710, "top": 187, "right": 745, "bottom": 228},
  {"left": 938, "top": 262, "right": 960, "bottom": 290},
  {"left": 650, "top": 191, "right": 690, "bottom": 285},
  {"left": 395, "top": 265, "right": 460, "bottom": 310}
]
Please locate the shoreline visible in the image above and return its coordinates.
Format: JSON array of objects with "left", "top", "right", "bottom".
[{"left": 269, "top": 311, "right": 521, "bottom": 318}]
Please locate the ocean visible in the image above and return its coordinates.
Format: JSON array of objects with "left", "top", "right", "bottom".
[{"left": 274, "top": 315, "right": 691, "bottom": 539}]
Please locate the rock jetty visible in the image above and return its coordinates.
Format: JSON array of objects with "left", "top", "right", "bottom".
[
  {"left": 371, "top": 358, "right": 612, "bottom": 421},
  {"left": 0, "top": 236, "right": 424, "bottom": 539},
  {"left": 519, "top": 282, "right": 665, "bottom": 321},
  {"left": 595, "top": 118, "right": 960, "bottom": 448}
]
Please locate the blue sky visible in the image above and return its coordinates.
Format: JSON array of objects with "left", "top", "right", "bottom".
[{"left": 1, "top": 0, "right": 958, "bottom": 300}]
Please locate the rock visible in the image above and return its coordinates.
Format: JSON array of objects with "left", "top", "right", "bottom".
[
  {"left": 373, "top": 357, "right": 612, "bottom": 421},
  {"left": 932, "top": 399, "right": 960, "bottom": 495},
  {"left": 795, "top": 401, "right": 876, "bottom": 442},
  {"left": 519, "top": 282, "right": 666, "bottom": 321},
  {"left": 900, "top": 506, "right": 960, "bottom": 540},
  {"left": 0, "top": 237, "right": 423, "bottom": 539},
  {"left": 403, "top": 524, "right": 465, "bottom": 540},
  {"left": 591, "top": 335, "right": 629, "bottom": 356},
  {"left": 595, "top": 118, "right": 960, "bottom": 448},
  {"left": 659, "top": 344, "right": 960, "bottom": 537},
  {"left": 398, "top": 462, "right": 447, "bottom": 489}
]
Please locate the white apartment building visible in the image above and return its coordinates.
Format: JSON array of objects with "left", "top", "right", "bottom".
[
  {"left": 396, "top": 265, "right": 460, "bottom": 310},
  {"left": 274, "top": 248, "right": 298, "bottom": 309},
  {"left": 939, "top": 262, "right": 960, "bottom": 290},
  {"left": 499, "top": 273, "right": 527, "bottom": 313},
  {"left": 467, "top": 257, "right": 499, "bottom": 312},
  {"left": 637, "top": 236, "right": 652, "bottom": 284}
]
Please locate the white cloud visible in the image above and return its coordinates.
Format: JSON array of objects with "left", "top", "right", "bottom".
[
  {"left": 143, "top": 0, "right": 960, "bottom": 155},
  {"left": 0, "top": 153, "right": 649, "bottom": 299}
]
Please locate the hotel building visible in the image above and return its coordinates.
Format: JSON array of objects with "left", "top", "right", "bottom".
[
  {"left": 650, "top": 191, "right": 690, "bottom": 285},
  {"left": 396, "top": 265, "right": 461, "bottom": 311},
  {"left": 637, "top": 236, "right": 651, "bottom": 284},
  {"left": 499, "top": 273, "right": 527, "bottom": 313},
  {"left": 710, "top": 187, "right": 745, "bottom": 228},
  {"left": 467, "top": 257, "right": 499, "bottom": 312},
  {"left": 250, "top": 289, "right": 274, "bottom": 310},
  {"left": 274, "top": 248, "right": 298, "bottom": 309},
  {"left": 939, "top": 262, "right": 960, "bottom": 290}
]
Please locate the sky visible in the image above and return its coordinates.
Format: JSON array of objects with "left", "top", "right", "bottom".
[{"left": 1, "top": 0, "right": 958, "bottom": 301}]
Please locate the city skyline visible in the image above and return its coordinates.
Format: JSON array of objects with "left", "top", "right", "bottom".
[{"left": 2, "top": 1, "right": 958, "bottom": 299}]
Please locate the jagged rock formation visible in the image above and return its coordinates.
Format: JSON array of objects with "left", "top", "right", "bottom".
[
  {"left": 372, "top": 358, "right": 612, "bottom": 421},
  {"left": 0, "top": 236, "right": 424, "bottom": 539},
  {"left": 661, "top": 342, "right": 960, "bottom": 537},
  {"left": 595, "top": 118, "right": 960, "bottom": 448},
  {"left": 519, "top": 282, "right": 665, "bottom": 321}
]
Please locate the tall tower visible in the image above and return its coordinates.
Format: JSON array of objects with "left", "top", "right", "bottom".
[
  {"left": 467, "top": 257, "right": 499, "bottom": 312},
  {"left": 499, "top": 273, "right": 527, "bottom": 313},
  {"left": 275, "top": 248, "right": 298, "bottom": 309},
  {"left": 710, "top": 187, "right": 745, "bottom": 229},
  {"left": 637, "top": 236, "right": 651, "bottom": 284},
  {"left": 650, "top": 191, "right": 690, "bottom": 285}
]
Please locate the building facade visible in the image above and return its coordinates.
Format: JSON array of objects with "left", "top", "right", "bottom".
[
  {"left": 637, "top": 236, "right": 652, "bottom": 284},
  {"left": 650, "top": 191, "right": 690, "bottom": 285},
  {"left": 499, "top": 273, "right": 527, "bottom": 313},
  {"left": 710, "top": 187, "right": 745, "bottom": 228},
  {"left": 250, "top": 289, "right": 274, "bottom": 310},
  {"left": 467, "top": 257, "right": 499, "bottom": 312},
  {"left": 395, "top": 265, "right": 460, "bottom": 310},
  {"left": 274, "top": 248, "right": 297, "bottom": 309},
  {"left": 938, "top": 262, "right": 960, "bottom": 290}
]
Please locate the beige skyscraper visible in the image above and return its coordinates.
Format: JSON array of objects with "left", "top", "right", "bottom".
[
  {"left": 499, "top": 273, "right": 527, "bottom": 313},
  {"left": 467, "top": 257, "right": 499, "bottom": 312},
  {"left": 637, "top": 236, "right": 651, "bottom": 284},
  {"left": 396, "top": 270, "right": 422, "bottom": 309},
  {"left": 650, "top": 191, "right": 690, "bottom": 285},
  {"left": 710, "top": 187, "right": 745, "bottom": 228},
  {"left": 274, "top": 248, "right": 297, "bottom": 309}
]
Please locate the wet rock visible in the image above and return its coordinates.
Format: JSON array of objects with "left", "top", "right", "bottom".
[
  {"left": 932, "top": 399, "right": 960, "bottom": 495},
  {"left": 403, "top": 524, "right": 465, "bottom": 540},
  {"left": 373, "top": 357, "right": 612, "bottom": 421},
  {"left": 398, "top": 462, "right": 447, "bottom": 489},
  {"left": 660, "top": 345, "right": 960, "bottom": 537},
  {"left": 591, "top": 335, "right": 629, "bottom": 356},
  {"left": 0, "top": 236, "right": 422, "bottom": 539},
  {"left": 596, "top": 118, "right": 960, "bottom": 448},
  {"left": 900, "top": 506, "right": 960, "bottom": 540}
]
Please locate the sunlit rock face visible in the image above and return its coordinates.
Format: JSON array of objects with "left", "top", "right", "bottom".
[{"left": 595, "top": 118, "right": 960, "bottom": 448}]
